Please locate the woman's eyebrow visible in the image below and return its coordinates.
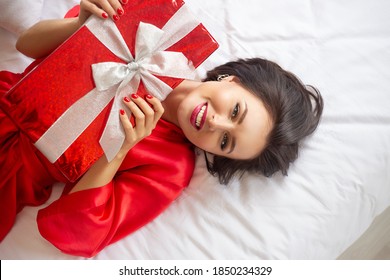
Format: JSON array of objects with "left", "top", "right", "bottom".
[
  {"left": 227, "top": 101, "right": 248, "bottom": 154},
  {"left": 227, "top": 138, "right": 236, "bottom": 154},
  {"left": 238, "top": 101, "right": 248, "bottom": 124}
]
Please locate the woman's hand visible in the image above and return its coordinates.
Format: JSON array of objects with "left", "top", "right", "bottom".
[
  {"left": 69, "top": 93, "right": 163, "bottom": 194},
  {"left": 16, "top": 0, "right": 128, "bottom": 58},
  {"left": 78, "top": 0, "right": 128, "bottom": 25},
  {"left": 118, "top": 93, "right": 164, "bottom": 157}
]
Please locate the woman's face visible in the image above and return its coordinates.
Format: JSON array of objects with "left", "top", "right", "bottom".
[{"left": 177, "top": 77, "right": 273, "bottom": 160}]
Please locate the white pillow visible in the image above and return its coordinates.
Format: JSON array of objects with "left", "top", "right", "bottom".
[{"left": 0, "top": 0, "right": 44, "bottom": 35}]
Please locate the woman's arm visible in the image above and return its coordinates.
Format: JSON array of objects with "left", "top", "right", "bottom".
[
  {"left": 15, "top": 18, "right": 82, "bottom": 59},
  {"left": 16, "top": 0, "right": 126, "bottom": 59},
  {"left": 69, "top": 94, "right": 164, "bottom": 194},
  {"left": 37, "top": 125, "right": 194, "bottom": 257}
]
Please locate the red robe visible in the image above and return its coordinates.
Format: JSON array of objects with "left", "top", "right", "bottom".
[{"left": 0, "top": 61, "right": 195, "bottom": 257}]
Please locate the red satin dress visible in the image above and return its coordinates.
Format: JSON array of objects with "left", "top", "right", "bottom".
[{"left": 0, "top": 62, "right": 195, "bottom": 257}]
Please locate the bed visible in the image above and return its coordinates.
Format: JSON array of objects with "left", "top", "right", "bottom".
[{"left": 0, "top": 0, "right": 389, "bottom": 260}]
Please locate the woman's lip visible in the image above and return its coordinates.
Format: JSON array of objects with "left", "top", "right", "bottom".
[{"left": 190, "top": 102, "right": 207, "bottom": 130}]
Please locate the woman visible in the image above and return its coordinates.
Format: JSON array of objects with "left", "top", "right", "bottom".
[{"left": 0, "top": 0, "right": 323, "bottom": 257}]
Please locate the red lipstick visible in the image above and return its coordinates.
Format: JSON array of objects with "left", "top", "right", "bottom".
[{"left": 190, "top": 103, "right": 208, "bottom": 130}]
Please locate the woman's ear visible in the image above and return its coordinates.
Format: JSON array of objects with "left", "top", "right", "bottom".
[
  {"left": 227, "top": 75, "right": 240, "bottom": 83},
  {"left": 217, "top": 74, "right": 239, "bottom": 83}
]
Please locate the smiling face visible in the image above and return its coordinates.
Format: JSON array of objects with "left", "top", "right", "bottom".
[{"left": 176, "top": 77, "right": 273, "bottom": 160}]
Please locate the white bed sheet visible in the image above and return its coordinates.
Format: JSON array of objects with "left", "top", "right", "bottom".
[{"left": 0, "top": 0, "right": 389, "bottom": 259}]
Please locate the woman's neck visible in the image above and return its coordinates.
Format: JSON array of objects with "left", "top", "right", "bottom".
[{"left": 161, "top": 80, "right": 200, "bottom": 127}]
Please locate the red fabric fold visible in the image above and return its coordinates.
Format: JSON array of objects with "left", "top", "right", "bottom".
[
  {"left": 37, "top": 120, "right": 195, "bottom": 257},
  {"left": 0, "top": 60, "right": 64, "bottom": 241}
]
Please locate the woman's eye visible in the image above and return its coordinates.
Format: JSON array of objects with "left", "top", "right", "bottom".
[
  {"left": 221, "top": 133, "right": 229, "bottom": 150},
  {"left": 231, "top": 103, "right": 240, "bottom": 118}
]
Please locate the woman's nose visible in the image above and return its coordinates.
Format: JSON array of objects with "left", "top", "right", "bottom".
[{"left": 207, "top": 115, "right": 234, "bottom": 131}]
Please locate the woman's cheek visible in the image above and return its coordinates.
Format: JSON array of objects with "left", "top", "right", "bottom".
[{"left": 193, "top": 136, "right": 215, "bottom": 153}]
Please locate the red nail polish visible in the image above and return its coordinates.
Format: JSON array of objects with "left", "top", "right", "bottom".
[
  {"left": 102, "top": 12, "right": 108, "bottom": 19},
  {"left": 131, "top": 93, "right": 139, "bottom": 99},
  {"left": 117, "top": 8, "right": 124, "bottom": 16},
  {"left": 113, "top": 14, "right": 119, "bottom": 21},
  {"left": 120, "top": 109, "right": 125, "bottom": 115},
  {"left": 123, "top": 97, "right": 130, "bottom": 102},
  {"left": 122, "top": 0, "right": 128, "bottom": 4},
  {"left": 146, "top": 94, "right": 153, "bottom": 99}
]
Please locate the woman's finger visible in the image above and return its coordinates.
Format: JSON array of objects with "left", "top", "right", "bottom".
[
  {"left": 125, "top": 97, "right": 145, "bottom": 126},
  {"left": 79, "top": 0, "right": 124, "bottom": 21},
  {"left": 96, "top": 0, "right": 120, "bottom": 21},
  {"left": 119, "top": 109, "right": 139, "bottom": 147},
  {"left": 118, "top": 92, "right": 165, "bottom": 153},
  {"left": 129, "top": 94, "right": 157, "bottom": 130},
  {"left": 106, "top": 0, "right": 125, "bottom": 20},
  {"left": 144, "top": 94, "right": 165, "bottom": 123}
]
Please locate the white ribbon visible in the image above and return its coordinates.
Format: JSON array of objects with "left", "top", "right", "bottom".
[{"left": 34, "top": 5, "right": 200, "bottom": 163}]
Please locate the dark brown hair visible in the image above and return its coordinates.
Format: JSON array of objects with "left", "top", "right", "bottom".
[{"left": 203, "top": 58, "right": 324, "bottom": 184}]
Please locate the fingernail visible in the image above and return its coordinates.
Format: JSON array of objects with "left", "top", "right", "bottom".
[
  {"left": 117, "top": 8, "right": 124, "bottom": 16},
  {"left": 146, "top": 94, "right": 153, "bottom": 99},
  {"left": 122, "top": 0, "right": 128, "bottom": 4},
  {"left": 123, "top": 97, "right": 130, "bottom": 102},
  {"left": 120, "top": 109, "right": 125, "bottom": 115},
  {"left": 131, "top": 93, "right": 139, "bottom": 99},
  {"left": 113, "top": 14, "right": 119, "bottom": 21},
  {"left": 102, "top": 12, "right": 108, "bottom": 19}
]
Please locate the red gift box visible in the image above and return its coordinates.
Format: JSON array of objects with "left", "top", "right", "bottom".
[{"left": 0, "top": 0, "right": 219, "bottom": 182}]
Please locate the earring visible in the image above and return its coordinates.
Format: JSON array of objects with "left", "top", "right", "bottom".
[{"left": 217, "top": 74, "right": 229, "bottom": 81}]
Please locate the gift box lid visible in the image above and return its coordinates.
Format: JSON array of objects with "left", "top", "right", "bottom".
[{"left": 0, "top": 0, "right": 219, "bottom": 182}]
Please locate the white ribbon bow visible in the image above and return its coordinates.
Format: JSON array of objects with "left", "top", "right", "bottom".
[{"left": 34, "top": 5, "right": 200, "bottom": 163}]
